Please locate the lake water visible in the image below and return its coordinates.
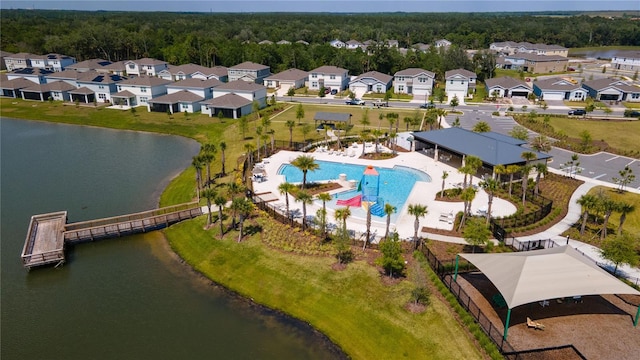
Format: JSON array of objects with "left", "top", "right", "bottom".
[{"left": 0, "top": 118, "right": 341, "bottom": 359}]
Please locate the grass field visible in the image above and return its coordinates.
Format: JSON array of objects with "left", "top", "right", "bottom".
[
  {"left": 546, "top": 116, "right": 640, "bottom": 152},
  {"left": 165, "top": 217, "right": 486, "bottom": 360}
]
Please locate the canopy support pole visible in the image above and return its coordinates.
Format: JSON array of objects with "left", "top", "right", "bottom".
[
  {"left": 634, "top": 305, "right": 639, "bottom": 327},
  {"left": 453, "top": 255, "right": 460, "bottom": 282},
  {"left": 503, "top": 308, "right": 511, "bottom": 340}
]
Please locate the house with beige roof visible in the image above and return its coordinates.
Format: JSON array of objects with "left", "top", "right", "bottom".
[
  {"left": 148, "top": 91, "right": 205, "bottom": 114},
  {"left": 499, "top": 53, "right": 568, "bottom": 74},
  {"left": 611, "top": 51, "right": 640, "bottom": 72},
  {"left": 444, "top": 68, "right": 477, "bottom": 103},
  {"left": 7, "top": 67, "right": 53, "bottom": 84},
  {"left": 308, "top": 65, "right": 349, "bottom": 91},
  {"left": 264, "top": 68, "right": 308, "bottom": 90},
  {"left": 123, "top": 58, "right": 169, "bottom": 76},
  {"left": 159, "top": 64, "right": 229, "bottom": 82},
  {"left": 66, "top": 58, "right": 112, "bottom": 72},
  {"left": 393, "top": 68, "right": 436, "bottom": 98},
  {"left": 20, "top": 81, "right": 76, "bottom": 101},
  {"left": 99, "top": 61, "right": 127, "bottom": 76},
  {"left": 348, "top": 71, "right": 393, "bottom": 95},
  {"left": 29, "top": 53, "right": 76, "bottom": 72},
  {"left": 485, "top": 76, "right": 532, "bottom": 98},
  {"left": 75, "top": 72, "right": 126, "bottom": 103},
  {"left": 200, "top": 80, "right": 267, "bottom": 118},
  {"left": 490, "top": 41, "right": 568, "bottom": 57},
  {"left": 228, "top": 61, "right": 271, "bottom": 84},
  {"left": 45, "top": 69, "right": 85, "bottom": 87},
  {"left": 166, "top": 78, "right": 222, "bottom": 99},
  {"left": 0, "top": 74, "right": 39, "bottom": 98},
  {"left": 4, "top": 52, "right": 35, "bottom": 71},
  {"left": 532, "top": 77, "right": 587, "bottom": 101},
  {"left": 111, "top": 76, "right": 172, "bottom": 107}
]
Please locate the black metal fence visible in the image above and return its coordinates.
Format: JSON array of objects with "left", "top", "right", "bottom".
[{"left": 490, "top": 189, "right": 553, "bottom": 241}]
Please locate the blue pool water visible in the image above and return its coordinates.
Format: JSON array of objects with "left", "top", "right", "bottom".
[{"left": 277, "top": 160, "right": 431, "bottom": 220}]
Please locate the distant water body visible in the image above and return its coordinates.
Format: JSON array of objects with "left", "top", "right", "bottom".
[{"left": 0, "top": 117, "right": 341, "bottom": 359}]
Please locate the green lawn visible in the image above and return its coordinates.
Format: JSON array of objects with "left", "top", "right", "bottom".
[
  {"left": 546, "top": 116, "right": 640, "bottom": 152},
  {"left": 165, "top": 217, "right": 485, "bottom": 360}
]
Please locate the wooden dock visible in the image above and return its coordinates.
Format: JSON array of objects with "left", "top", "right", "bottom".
[{"left": 21, "top": 202, "right": 203, "bottom": 269}]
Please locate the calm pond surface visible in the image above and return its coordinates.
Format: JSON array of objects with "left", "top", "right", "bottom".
[{"left": 0, "top": 118, "right": 341, "bottom": 359}]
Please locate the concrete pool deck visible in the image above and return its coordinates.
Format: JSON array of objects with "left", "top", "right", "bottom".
[{"left": 251, "top": 144, "right": 517, "bottom": 242}]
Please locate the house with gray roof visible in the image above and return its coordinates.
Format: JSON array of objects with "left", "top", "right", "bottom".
[
  {"left": 29, "top": 53, "right": 76, "bottom": 72},
  {"left": 499, "top": 53, "right": 568, "bottom": 74},
  {"left": 276, "top": 40, "right": 291, "bottom": 45},
  {"left": 111, "top": 76, "right": 172, "bottom": 107},
  {"left": 532, "top": 77, "right": 587, "bottom": 101},
  {"left": 123, "top": 58, "right": 169, "bottom": 76},
  {"left": 76, "top": 72, "right": 126, "bottom": 104},
  {"left": 66, "top": 58, "right": 112, "bottom": 72},
  {"left": 4, "top": 52, "right": 35, "bottom": 71},
  {"left": 0, "top": 74, "right": 38, "bottom": 98},
  {"left": 0, "top": 50, "right": 12, "bottom": 70},
  {"left": 485, "top": 76, "right": 532, "bottom": 98},
  {"left": 412, "top": 127, "right": 551, "bottom": 178},
  {"left": 581, "top": 78, "right": 640, "bottom": 103},
  {"left": 393, "top": 68, "right": 436, "bottom": 98},
  {"left": 329, "top": 39, "right": 345, "bottom": 48},
  {"left": 158, "top": 63, "right": 228, "bottom": 82},
  {"left": 611, "top": 50, "right": 640, "bottom": 72},
  {"left": 7, "top": 67, "right": 54, "bottom": 84},
  {"left": 434, "top": 39, "right": 451, "bottom": 48},
  {"left": 445, "top": 68, "right": 477, "bottom": 104},
  {"left": 258, "top": 40, "right": 274, "bottom": 45},
  {"left": 98, "top": 60, "right": 127, "bottom": 76},
  {"left": 264, "top": 68, "right": 308, "bottom": 90},
  {"left": 148, "top": 90, "right": 205, "bottom": 114},
  {"left": 349, "top": 71, "right": 393, "bottom": 94},
  {"left": 346, "top": 40, "right": 362, "bottom": 50},
  {"left": 228, "top": 61, "right": 271, "bottom": 84},
  {"left": 490, "top": 41, "right": 568, "bottom": 57},
  {"left": 166, "top": 78, "right": 222, "bottom": 99},
  {"left": 309, "top": 65, "right": 349, "bottom": 91},
  {"left": 45, "top": 69, "right": 85, "bottom": 87},
  {"left": 201, "top": 93, "right": 253, "bottom": 119},
  {"left": 19, "top": 81, "right": 76, "bottom": 101}
]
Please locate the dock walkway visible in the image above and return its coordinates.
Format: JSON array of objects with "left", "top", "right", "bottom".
[{"left": 21, "top": 202, "right": 202, "bottom": 269}]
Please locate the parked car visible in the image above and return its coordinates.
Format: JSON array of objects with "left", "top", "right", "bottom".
[
  {"left": 420, "top": 102, "right": 436, "bottom": 109},
  {"left": 372, "top": 99, "right": 388, "bottom": 108},
  {"left": 330, "top": 89, "right": 338, "bottom": 95},
  {"left": 568, "top": 109, "right": 586, "bottom": 116},
  {"left": 623, "top": 109, "right": 640, "bottom": 118},
  {"left": 324, "top": 87, "right": 331, "bottom": 94},
  {"left": 346, "top": 98, "right": 365, "bottom": 105}
]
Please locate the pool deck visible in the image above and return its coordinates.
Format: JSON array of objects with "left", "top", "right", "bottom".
[{"left": 252, "top": 143, "right": 517, "bottom": 243}]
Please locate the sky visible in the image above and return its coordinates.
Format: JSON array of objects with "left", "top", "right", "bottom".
[{"left": 1, "top": 0, "right": 638, "bottom": 13}]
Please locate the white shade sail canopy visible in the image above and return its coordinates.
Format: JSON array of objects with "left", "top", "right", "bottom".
[{"left": 459, "top": 246, "right": 640, "bottom": 309}]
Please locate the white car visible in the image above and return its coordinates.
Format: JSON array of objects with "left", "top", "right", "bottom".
[{"left": 346, "top": 98, "right": 365, "bottom": 105}]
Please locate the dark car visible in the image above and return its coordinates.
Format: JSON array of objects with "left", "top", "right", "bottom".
[
  {"left": 330, "top": 89, "right": 338, "bottom": 95},
  {"left": 568, "top": 109, "right": 586, "bottom": 116},
  {"left": 420, "top": 102, "right": 436, "bottom": 109},
  {"left": 624, "top": 110, "right": 640, "bottom": 118}
]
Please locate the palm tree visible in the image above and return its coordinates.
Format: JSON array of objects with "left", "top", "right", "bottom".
[
  {"left": 201, "top": 152, "right": 215, "bottom": 187},
  {"left": 334, "top": 207, "right": 352, "bottom": 239},
  {"left": 201, "top": 188, "right": 216, "bottom": 227},
  {"left": 214, "top": 193, "right": 227, "bottom": 239},
  {"left": 317, "top": 192, "right": 332, "bottom": 236},
  {"left": 493, "top": 164, "right": 506, "bottom": 182},
  {"left": 192, "top": 156, "right": 204, "bottom": 200},
  {"left": 285, "top": 119, "right": 296, "bottom": 147},
  {"left": 219, "top": 141, "right": 227, "bottom": 176},
  {"left": 440, "top": 171, "right": 449, "bottom": 198},
  {"left": 372, "top": 129, "right": 383, "bottom": 154},
  {"left": 533, "top": 163, "right": 548, "bottom": 195},
  {"left": 472, "top": 121, "right": 491, "bottom": 132},
  {"left": 255, "top": 125, "right": 263, "bottom": 159},
  {"left": 464, "top": 155, "right": 482, "bottom": 188},
  {"left": 458, "top": 187, "right": 477, "bottom": 231},
  {"left": 408, "top": 204, "right": 428, "bottom": 249},
  {"left": 234, "top": 198, "right": 254, "bottom": 242},
  {"left": 244, "top": 143, "right": 256, "bottom": 169},
  {"left": 577, "top": 194, "right": 598, "bottom": 236},
  {"left": 295, "top": 190, "right": 314, "bottom": 229},
  {"left": 363, "top": 204, "right": 372, "bottom": 250},
  {"left": 291, "top": 155, "right": 319, "bottom": 189},
  {"left": 278, "top": 182, "right": 296, "bottom": 219},
  {"left": 617, "top": 202, "right": 635, "bottom": 235},
  {"left": 458, "top": 164, "right": 473, "bottom": 189},
  {"left": 295, "top": 103, "right": 305, "bottom": 124},
  {"left": 506, "top": 164, "right": 520, "bottom": 196},
  {"left": 360, "top": 131, "right": 370, "bottom": 156},
  {"left": 424, "top": 110, "right": 437, "bottom": 131},
  {"left": 227, "top": 182, "right": 245, "bottom": 230},
  {"left": 530, "top": 135, "right": 552, "bottom": 153},
  {"left": 520, "top": 164, "right": 533, "bottom": 207},
  {"left": 435, "top": 108, "right": 447, "bottom": 129},
  {"left": 239, "top": 115, "right": 249, "bottom": 140},
  {"left": 600, "top": 197, "right": 619, "bottom": 239},
  {"left": 479, "top": 178, "right": 499, "bottom": 225},
  {"left": 384, "top": 203, "right": 396, "bottom": 240},
  {"left": 360, "top": 108, "right": 370, "bottom": 130}
]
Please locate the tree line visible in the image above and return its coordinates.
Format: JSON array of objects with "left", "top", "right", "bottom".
[{"left": 1, "top": 10, "right": 639, "bottom": 79}]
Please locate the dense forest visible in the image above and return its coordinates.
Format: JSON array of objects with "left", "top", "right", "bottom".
[{"left": 1, "top": 10, "right": 639, "bottom": 78}]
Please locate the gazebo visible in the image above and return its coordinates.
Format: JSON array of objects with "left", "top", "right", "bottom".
[
  {"left": 453, "top": 246, "right": 640, "bottom": 339},
  {"left": 313, "top": 111, "right": 351, "bottom": 128}
]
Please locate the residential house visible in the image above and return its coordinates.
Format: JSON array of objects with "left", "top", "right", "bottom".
[
  {"left": 611, "top": 50, "right": 640, "bottom": 72},
  {"left": 159, "top": 64, "right": 228, "bottom": 82},
  {"left": 444, "top": 68, "right": 477, "bottom": 103},
  {"left": 532, "top": 77, "right": 587, "bottom": 101},
  {"left": 484, "top": 77, "right": 532, "bottom": 98},
  {"left": 75, "top": 72, "right": 126, "bottom": 103},
  {"left": 346, "top": 40, "right": 362, "bottom": 50},
  {"left": 99, "top": 61, "right": 127, "bottom": 76},
  {"left": 45, "top": 69, "right": 85, "bottom": 87},
  {"left": 29, "top": 53, "right": 76, "bottom": 72},
  {"left": 111, "top": 76, "right": 172, "bottom": 107},
  {"left": 582, "top": 78, "right": 640, "bottom": 103},
  {"left": 201, "top": 80, "right": 267, "bottom": 118},
  {"left": 258, "top": 40, "right": 274, "bottom": 45},
  {"left": 308, "top": 65, "right": 349, "bottom": 91},
  {"left": 66, "top": 58, "right": 112, "bottom": 72},
  {"left": 167, "top": 78, "right": 222, "bottom": 99},
  {"left": 490, "top": 41, "right": 568, "bottom": 57},
  {"left": 148, "top": 91, "right": 205, "bottom": 114},
  {"left": 0, "top": 74, "right": 35, "bottom": 98},
  {"left": 4, "top": 52, "right": 34, "bottom": 71},
  {"left": 296, "top": 40, "right": 309, "bottom": 45},
  {"left": 329, "top": 39, "right": 346, "bottom": 48},
  {"left": 386, "top": 40, "right": 399, "bottom": 48},
  {"left": 348, "top": 71, "right": 393, "bottom": 95},
  {"left": 227, "top": 61, "right": 271, "bottom": 84},
  {"left": 264, "top": 68, "right": 308, "bottom": 90},
  {"left": 393, "top": 68, "right": 436, "bottom": 97},
  {"left": 1, "top": 50, "right": 13, "bottom": 70},
  {"left": 20, "top": 81, "right": 75, "bottom": 101},
  {"left": 411, "top": 43, "right": 431, "bottom": 52},
  {"left": 499, "top": 53, "right": 568, "bottom": 74},
  {"left": 123, "top": 58, "right": 169, "bottom": 76},
  {"left": 7, "top": 67, "right": 54, "bottom": 84},
  {"left": 276, "top": 40, "right": 291, "bottom": 45},
  {"left": 434, "top": 39, "right": 452, "bottom": 48}
]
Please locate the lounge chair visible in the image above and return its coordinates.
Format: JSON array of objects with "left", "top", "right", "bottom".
[{"left": 526, "top": 317, "right": 545, "bottom": 330}]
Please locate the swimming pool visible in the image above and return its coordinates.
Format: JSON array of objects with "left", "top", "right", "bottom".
[{"left": 277, "top": 160, "right": 431, "bottom": 221}]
